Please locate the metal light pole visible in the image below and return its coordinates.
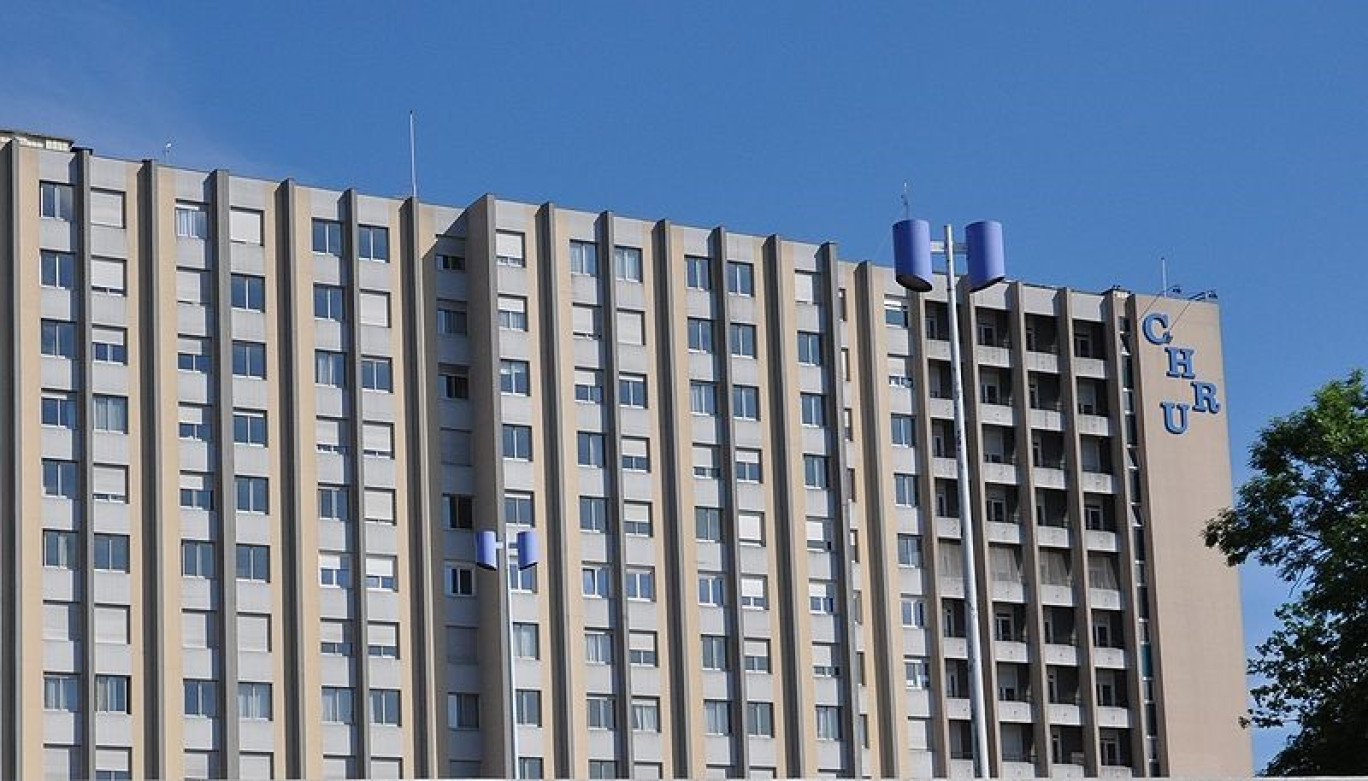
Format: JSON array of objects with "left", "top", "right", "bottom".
[
  {"left": 893, "top": 213, "right": 1006, "bottom": 778},
  {"left": 477, "top": 528, "right": 540, "bottom": 780}
]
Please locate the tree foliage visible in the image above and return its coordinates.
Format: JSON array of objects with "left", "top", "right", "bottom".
[{"left": 1203, "top": 369, "right": 1368, "bottom": 775}]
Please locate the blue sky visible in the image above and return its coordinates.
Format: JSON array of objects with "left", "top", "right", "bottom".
[{"left": 5, "top": 0, "right": 1366, "bottom": 768}]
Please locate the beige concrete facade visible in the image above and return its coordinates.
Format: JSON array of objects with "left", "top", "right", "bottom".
[{"left": 0, "top": 135, "right": 1250, "bottom": 779}]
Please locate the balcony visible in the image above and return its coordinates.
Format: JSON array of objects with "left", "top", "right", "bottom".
[
  {"left": 1089, "top": 588, "right": 1124, "bottom": 611},
  {"left": 944, "top": 698, "right": 972, "bottom": 720},
  {"left": 1036, "top": 525, "right": 1071, "bottom": 548},
  {"left": 1080, "top": 472, "right": 1117, "bottom": 494},
  {"left": 1092, "top": 646, "right": 1127, "bottom": 668},
  {"left": 978, "top": 403, "right": 1016, "bottom": 426},
  {"left": 1097, "top": 705, "right": 1132, "bottom": 729},
  {"left": 976, "top": 345, "right": 1013, "bottom": 368},
  {"left": 1028, "top": 407, "right": 1065, "bottom": 431},
  {"left": 1050, "top": 761, "right": 1086, "bottom": 778},
  {"left": 994, "top": 640, "right": 1030, "bottom": 664},
  {"left": 1073, "top": 356, "right": 1107, "bottom": 378},
  {"left": 996, "top": 700, "right": 1035, "bottom": 723},
  {"left": 1025, "top": 351, "right": 1060, "bottom": 374},
  {"left": 987, "top": 521, "right": 1022, "bottom": 545},
  {"left": 1043, "top": 643, "right": 1080, "bottom": 666},
  {"left": 1048, "top": 703, "right": 1084, "bottom": 725},
  {"left": 1084, "top": 530, "right": 1119, "bottom": 552},
  {"left": 1039, "top": 584, "right": 1074, "bottom": 606},
  {"left": 1033, "top": 467, "right": 1068, "bottom": 490},
  {"left": 1075, "top": 413, "right": 1113, "bottom": 437}
]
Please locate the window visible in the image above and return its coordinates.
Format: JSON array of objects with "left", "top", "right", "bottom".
[
  {"left": 806, "top": 516, "right": 834, "bottom": 551},
  {"left": 809, "top": 581, "right": 838, "bottom": 615},
  {"left": 901, "top": 597, "right": 926, "bottom": 628},
  {"left": 444, "top": 493, "right": 474, "bottom": 530},
  {"left": 43, "top": 673, "right": 79, "bottom": 711},
  {"left": 85, "top": 256, "right": 121, "bottom": 295},
  {"left": 748, "top": 702, "right": 775, "bottom": 737},
  {"left": 740, "top": 575, "right": 768, "bottom": 609},
  {"left": 40, "top": 250, "right": 75, "bottom": 289},
  {"left": 363, "top": 423, "right": 395, "bottom": 460},
  {"left": 686, "top": 255, "right": 712, "bottom": 289},
  {"left": 236, "top": 544, "right": 270, "bottom": 582},
  {"left": 357, "top": 225, "right": 389, "bottom": 262},
  {"left": 726, "top": 261, "right": 755, "bottom": 295},
  {"left": 615, "top": 245, "right": 643, "bottom": 281},
  {"left": 92, "top": 326, "right": 128, "bottom": 364},
  {"left": 311, "top": 219, "right": 343, "bottom": 255},
  {"left": 370, "top": 689, "right": 401, "bottom": 725},
  {"left": 365, "top": 555, "right": 398, "bottom": 590},
  {"left": 184, "top": 679, "right": 218, "bottom": 717},
  {"left": 574, "top": 368, "right": 604, "bottom": 403},
  {"left": 359, "top": 290, "right": 390, "bottom": 327},
  {"left": 496, "top": 231, "right": 525, "bottom": 267},
  {"left": 582, "top": 564, "right": 612, "bottom": 598},
  {"left": 93, "top": 534, "right": 130, "bottom": 572},
  {"left": 744, "top": 639, "right": 771, "bottom": 673},
  {"left": 518, "top": 759, "right": 544, "bottom": 780},
  {"left": 178, "top": 471, "right": 214, "bottom": 510},
  {"left": 41, "top": 392, "right": 77, "bottom": 429},
  {"left": 813, "top": 643, "right": 841, "bottom": 677},
  {"left": 690, "top": 381, "right": 718, "bottom": 416},
  {"left": 236, "top": 476, "right": 269, "bottom": 513},
  {"left": 40, "top": 182, "right": 74, "bottom": 221},
  {"left": 589, "top": 761, "right": 618, "bottom": 780},
  {"left": 621, "top": 436, "right": 650, "bottom": 471},
  {"left": 800, "top": 393, "right": 827, "bottom": 427},
  {"left": 629, "top": 631, "right": 658, "bottom": 666},
  {"left": 314, "top": 284, "right": 346, "bottom": 322},
  {"left": 500, "top": 360, "right": 531, "bottom": 395},
  {"left": 505, "top": 492, "right": 535, "bottom": 527},
  {"left": 803, "top": 455, "right": 830, "bottom": 490},
  {"left": 74, "top": 470, "right": 115, "bottom": 517},
  {"left": 499, "top": 295, "right": 529, "bottom": 331},
  {"left": 733, "top": 385, "right": 761, "bottom": 420},
  {"left": 730, "top": 323, "right": 758, "bottom": 358},
  {"left": 580, "top": 496, "right": 609, "bottom": 533},
  {"left": 319, "top": 621, "right": 354, "bottom": 657},
  {"left": 238, "top": 613, "right": 271, "bottom": 652},
  {"left": 704, "top": 700, "right": 732, "bottom": 735},
  {"left": 230, "top": 274, "right": 266, "bottom": 312},
  {"left": 237, "top": 681, "right": 272, "bottom": 720},
  {"left": 735, "top": 448, "right": 763, "bottom": 483},
  {"left": 319, "top": 552, "right": 352, "bottom": 588},
  {"left": 95, "top": 675, "right": 131, "bottom": 714},
  {"left": 181, "top": 540, "right": 215, "bottom": 578},
  {"left": 176, "top": 268, "right": 210, "bottom": 305},
  {"left": 797, "top": 331, "right": 824, "bottom": 365},
  {"left": 232, "top": 341, "right": 267, "bottom": 379},
  {"left": 625, "top": 567, "right": 655, "bottom": 601},
  {"left": 631, "top": 697, "right": 660, "bottom": 732},
  {"left": 898, "top": 535, "right": 924, "bottom": 567},
  {"left": 226, "top": 207, "right": 262, "bottom": 245},
  {"left": 440, "top": 426, "right": 473, "bottom": 464},
  {"left": 693, "top": 444, "right": 721, "bottom": 479},
  {"left": 617, "top": 309, "right": 646, "bottom": 345},
  {"left": 695, "top": 506, "right": 722, "bottom": 542},
  {"left": 361, "top": 356, "right": 393, "bottom": 391},
  {"left": 618, "top": 372, "right": 648, "bottom": 408},
  {"left": 516, "top": 689, "right": 542, "bottom": 726},
  {"left": 698, "top": 573, "right": 726, "bottom": 607},
  {"left": 570, "top": 240, "right": 598, "bottom": 276},
  {"left": 177, "top": 336, "right": 211, "bottom": 373},
  {"left": 92, "top": 395, "right": 129, "bottom": 433},
  {"left": 892, "top": 414, "right": 916, "bottom": 447},
  {"left": 738, "top": 510, "right": 765, "bottom": 545},
  {"left": 439, "top": 364, "right": 469, "bottom": 399},
  {"left": 623, "top": 502, "right": 652, "bottom": 536},
  {"left": 577, "top": 432, "right": 606, "bottom": 467},
  {"left": 437, "top": 303, "right": 468, "bottom": 335},
  {"left": 503, "top": 424, "right": 533, "bottom": 460},
  {"left": 230, "top": 409, "right": 268, "bottom": 446},
  {"left": 40, "top": 320, "right": 77, "bottom": 358},
  {"left": 43, "top": 530, "right": 78, "bottom": 569},
  {"left": 436, "top": 252, "right": 465, "bottom": 271},
  {"left": 895, "top": 473, "right": 919, "bottom": 507},
  {"left": 686, "top": 318, "right": 714, "bottom": 353},
  {"left": 815, "top": 706, "right": 843, "bottom": 740},
  {"left": 587, "top": 695, "right": 616, "bottom": 730},
  {"left": 321, "top": 687, "right": 354, "bottom": 724},
  {"left": 446, "top": 564, "right": 475, "bottom": 596},
  {"left": 585, "top": 630, "right": 614, "bottom": 664},
  {"left": 795, "top": 271, "right": 820, "bottom": 304},
  {"left": 512, "top": 623, "right": 540, "bottom": 659},
  {"left": 175, "top": 203, "right": 209, "bottom": 239},
  {"left": 42, "top": 459, "right": 78, "bottom": 498},
  {"left": 885, "top": 296, "right": 911, "bottom": 326},
  {"left": 572, "top": 304, "right": 602, "bottom": 339}
]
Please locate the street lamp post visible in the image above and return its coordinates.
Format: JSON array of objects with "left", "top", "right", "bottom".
[
  {"left": 477, "top": 528, "right": 540, "bottom": 780},
  {"left": 893, "top": 214, "right": 1006, "bottom": 778}
]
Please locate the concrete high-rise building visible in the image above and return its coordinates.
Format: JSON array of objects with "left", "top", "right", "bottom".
[{"left": 0, "top": 129, "right": 1250, "bottom": 780}]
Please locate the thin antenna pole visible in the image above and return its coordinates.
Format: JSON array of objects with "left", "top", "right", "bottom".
[
  {"left": 1161, "top": 256, "right": 1168, "bottom": 298},
  {"left": 902, "top": 180, "right": 911, "bottom": 219},
  {"left": 408, "top": 111, "right": 418, "bottom": 200}
]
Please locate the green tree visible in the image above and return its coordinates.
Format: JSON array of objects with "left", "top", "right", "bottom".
[{"left": 1203, "top": 369, "right": 1368, "bottom": 775}]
